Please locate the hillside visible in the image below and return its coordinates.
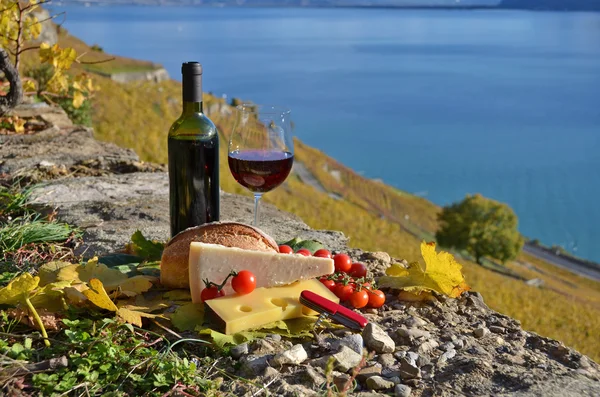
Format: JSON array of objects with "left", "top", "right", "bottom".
[{"left": 54, "top": 29, "right": 600, "bottom": 362}]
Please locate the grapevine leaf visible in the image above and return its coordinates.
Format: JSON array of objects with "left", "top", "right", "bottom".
[
  {"left": 169, "top": 303, "right": 204, "bottom": 332},
  {"left": 83, "top": 278, "right": 118, "bottom": 312},
  {"left": 379, "top": 242, "right": 470, "bottom": 298},
  {"left": 98, "top": 253, "right": 144, "bottom": 268},
  {"left": 278, "top": 238, "right": 324, "bottom": 254},
  {"left": 117, "top": 307, "right": 161, "bottom": 327},
  {"left": 0, "top": 273, "right": 39, "bottom": 305},
  {"left": 22, "top": 80, "right": 36, "bottom": 93},
  {"left": 72, "top": 91, "right": 85, "bottom": 109},
  {"left": 129, "top": 231, "right": 164, "bottom": 261},
  {"left": 38, "top": 261, "right": 74, "bottom": 286}
]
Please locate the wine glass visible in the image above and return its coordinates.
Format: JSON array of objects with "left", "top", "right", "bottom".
[{"left": 228, "top": 105, "right": 294, "bottom": 226}]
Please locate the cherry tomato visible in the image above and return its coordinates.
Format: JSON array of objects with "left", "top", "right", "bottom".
[
  {"left": 201, "top": 286, "right": 224, "bottom": 302},
  {"left": 296, "top": 248, "right": 311, "bottom": 256},
  {"left": 361, "top": 282, "right": 372, "bottom": 291},
  {"left": 349, "top": 290, "right": 369, "bottom": 309},
  {"left": 313, "top": 249, "right": 332, "bottom": 259},
  {"left": 320, "top": 278, "right": 336, "bottom": 291},
  {"left": 368, "top": 289, "right": 386, "bottom": 308},
  {"left": 349, "top": 262, "right": 367, "bottom": 278},
  {"left": 333, "top": 253, "right": 352, "bottom": 273},
  {"left": 231, "top": 270, "right": 257, "bottom": 295},
  {"left": 334, "top": 283, "right": 354, "bottom": 301},
  {"left": 279, "top": 245, "right": 293, "bottom": 254}
]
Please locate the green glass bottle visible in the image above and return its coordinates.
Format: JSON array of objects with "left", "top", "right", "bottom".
[{"left": 168, "top": 62, "right": 219, "bottom": 237}]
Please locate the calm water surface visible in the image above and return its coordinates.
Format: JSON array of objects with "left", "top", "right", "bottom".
[{"left": 53, "top": 6, "right": 600, "bottom": 262}]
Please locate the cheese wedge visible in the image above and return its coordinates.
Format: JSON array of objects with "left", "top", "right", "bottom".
[
  {"left": 189, "top": 242, "right": 335, "bottom": 302},
  {"left": 205, "top": 279, "right": 338, "bottom": 334}
]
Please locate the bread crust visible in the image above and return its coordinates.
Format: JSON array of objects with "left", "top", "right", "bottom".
[{"left": 160, "top": 222, "right": 279, "bottom": 288}]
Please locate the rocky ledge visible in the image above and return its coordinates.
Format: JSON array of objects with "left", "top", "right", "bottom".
[{"left": 1, "top": 105, "right": 599, "bottom": 396}]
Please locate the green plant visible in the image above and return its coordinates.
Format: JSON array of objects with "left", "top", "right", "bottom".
[{"left": 436, "top": 194, "right": 524, "bottom": 265}]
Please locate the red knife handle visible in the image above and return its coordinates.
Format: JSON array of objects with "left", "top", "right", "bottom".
[{"left": 300, "top": 290, "right": 368, "bottom": 330}]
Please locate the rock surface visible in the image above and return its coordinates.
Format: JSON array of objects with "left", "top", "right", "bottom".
[{"left": 2, "top": 105, "right": 600, "bottom": 397}]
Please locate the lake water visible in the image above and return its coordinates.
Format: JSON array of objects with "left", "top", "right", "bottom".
[{"left": 52, "top": 5, "right": 600, "bottom": 263}]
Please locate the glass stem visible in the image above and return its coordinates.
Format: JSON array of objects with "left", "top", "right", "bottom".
[{"left": 253, "top": 193, "right": 262, "bottom": 226}]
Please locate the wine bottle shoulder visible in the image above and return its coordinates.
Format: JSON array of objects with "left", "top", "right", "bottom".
[{"left": 169, "top": 112, "right": 218, "bottom": 140}]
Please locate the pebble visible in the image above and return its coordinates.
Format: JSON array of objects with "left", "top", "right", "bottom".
[
  {"left": 267, "top": 333, "right": 282, "bottom": 342},
  {"left": 395, "top": 384, "right": 412, "bottom": 397},
  {"left": 404, "top": 316, "right": 427, "bottom": 328},
  {"left": 231, "top": 343, "right": 248, "bottom": 360},
  {"left": 240, "top": 355, "right": 270, "bottom": 376},
  {"left": 270, "top": 344, "right": 308, "bottom": 367},
  {"left": 377, "top": 353, "right": 396, "bottom": 368},
  {"left": 366, "top": 375, "right": 395, "bottom": 391},
  {"left": 474, "top": 327, "right": 490, "bottom": 338},
  {"left": 362, "top": 251, "right": 391, "bottom": 264},
  {"left": 334, "top": 373, "right": 351, "bottom": 391},
  {"left": 417, "top": 339, "right": 439, "bottom": 355},
  {"left": 332, "top": 333, "right": 364, "bottom": 355},
  {"left": 262, "top": 366, "right": 279, "bottom": 380},
  {"left": 301, "top": 367, "right": 326, "bottom": 387},
  {"left": 333, "top": 346, "right": 364, "bottom": 372},
  {"left": 399, "top": 357, "right": 421, "bottom": 380},
  {"left": 356, "top": 365, "right": 383, "bottom": 383},
  {"left": 364, "top": 323, "right": 396, "bottom": 354},
  {"left": 406, "top": 352, "right": 419, "bottom": 366},
  {"left": 394, "top": 351, "right": 407, "bottom": 360},
  {"left": 440, "top": 342, "right": 455, "bottom": 352},
  {"left": 397, "top": 327, "right": 431, "bottom": 340},
  {"left": 416, "top": 354, "right": 430, "bottom": 367},
  {"left": 453, "top": 338, "right": 467, "bottom": 350},
  {"left": 438, "top": 349, "right": 456, "bottom": 364},
  {"left": 489, "top": 326, "right": 506, "bottom": 334}
]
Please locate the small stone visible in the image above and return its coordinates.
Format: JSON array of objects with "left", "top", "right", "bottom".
[
  {"left": 364, "top": 323, "right": 395, "bottom": 354},
  {"left": 438, "top": 350, "right": 456, "bottom": 364},
  {"left": 39, "top": 160, "right": 56, "bottom": 168},
  {"left": 251, "top": 339, "right": 276, "bottom": 354},
  {"left": 394, "top": 351, "right": 407, "bottom": 360},
  {"left": 580, "top": 356, "right": 592, "bottom": 369},
  {"left": 364, "top": 308, "right": 379, "bottom": 315},
  {"left": 440, "top": 342, "right": 455, "bottom": 352},
  {"left": 397, "top": 327, "right": 431, "bottom": 340},
  {"left": 333, "top": 346, "right": 363, "bottom": 372},
  {"left": 267, "top": 333, "right": 282, "bottom": 342},
  {"left": 270, "top": 344, "right": 308, "bottom": 367},
  {"left": 399, "top": 357, "right": 421, "bottom": 380},
  {"left": 332, "top": 333, "right": 364, "bottom": 355},
  {"left": 231, "top": 343, "right": 248, "bottom": 359},
  {"left": 467, "top": 292, "right": 488, "bottom": 310},
  {"left": 387, "top": 376, "right": 402, "bottom": 385},
  {"left": 489, "top": 326, "right": 505, "bottom": 334},
  {"left": 453, "top": 339, "right": 466, "bottom": 350},
  {"left": 262, "top": 366, "right": 279, "bottom": 380},
  {"left": 240, "top": 355, "right": 270, "bottom": 376},
  {"left": 416, "top": 355, "right": 430, "bottom": 367},
  {"left": 300, "top": 367, "right": 326, "bottom": 388},
  {"left": 404, "top": 316, "right": 427, "bottom": 328},
  {"left": 356, "top": 365, "right": 383, "bottom": 383},
  {"left": 366, "top": 375, "right": 395, "bottom": 391},
  {"left": 363, "top": 251, "right": 391, "bottom": 264},
  {"left": 395, "top": 384, "right": 412, "bottom": 397},
  {"left": 406, "top": 352, "right": 419, "bottom": 366},
  {"left": 417, "top": 339, "right": 439, "bottom": 355},
  {"left": 334, "top": 373, "right": 351, "bottom": 391},
  {"left": 377, "top": 353, "right": 396, "bottom": 368},
  {"left": 474, "top": 327, "right": 490, "bottom": 338}
]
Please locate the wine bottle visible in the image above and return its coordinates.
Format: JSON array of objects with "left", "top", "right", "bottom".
[{"left": 168, "top": 62, "right": 219, "bottom": 237}]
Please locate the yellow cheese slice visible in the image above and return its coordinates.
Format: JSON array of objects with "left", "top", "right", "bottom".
[
  {"left": 189, "top": 242, "right": 335, "bottom": 301},
  {"left": 205, "top": 279, "right": 339, "bottom": 335}
]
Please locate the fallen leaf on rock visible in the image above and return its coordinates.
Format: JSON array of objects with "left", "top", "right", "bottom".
[
  {"left": 170, "top": 303, "right": 204, "bottom": 331},
  {"left": 109, "top": 276, "right": 156, "bottom": 297},
  {"left": 83, "top": 278, "right": 118, "bottom": 312},
  {"left": 397, "top": 290, "right": 436, "bottom": 302},
  {"left": 379, "top": 241, "right": 469, "bottom": 298},
  {"left": 127, "top": 231, "right": 164, "bottom": 261},
  {"left": 38, "top": 261, "right": 74, "bottom": 285}
]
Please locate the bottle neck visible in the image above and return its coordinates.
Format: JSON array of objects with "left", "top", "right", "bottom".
[
  {"left": 182, "top": 72, "right": 203, "bottom": 113},
  {"left": 182, "top": 101, "right": 203, "bottom": 114}
]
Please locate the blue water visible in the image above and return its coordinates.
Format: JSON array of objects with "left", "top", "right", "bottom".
[{"left": 52, "top": 6, "right": 600, "bottom": 262}]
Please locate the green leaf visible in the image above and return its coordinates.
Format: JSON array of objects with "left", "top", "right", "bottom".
[
  {"left": 170, "top": 303, "right": 204, "bottom": 332},
  {"left": 130, "top": 231, "right": 164, "bottom": 261},
  {"left": 278, "top": 238, "right": 324, "bottom": 254},
  {"left": 98, "top": 254, "right": 144, "bottom": 268}
]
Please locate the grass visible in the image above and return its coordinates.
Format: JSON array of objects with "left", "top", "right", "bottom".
[{"left": 51, "top": 33, "right": 600, "bottom": 362}]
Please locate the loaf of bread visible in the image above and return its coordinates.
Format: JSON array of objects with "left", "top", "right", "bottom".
[{"left": 160, "top": 222, "right": 279, "bottom": 288}]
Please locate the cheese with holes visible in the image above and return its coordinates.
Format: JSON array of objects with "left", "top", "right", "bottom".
[
  {"left": 205, "top": 279, "right": 339, "bottom": 334},
  {"left": 189, "top": 242, "right": 335, "bottom": 301}
]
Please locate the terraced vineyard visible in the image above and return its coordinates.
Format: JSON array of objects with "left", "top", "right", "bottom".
[{"left": 55, "top": 31, "right": 600, "bottom": 362}]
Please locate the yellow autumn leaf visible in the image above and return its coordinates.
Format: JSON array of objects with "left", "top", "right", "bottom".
[
  {"left": 57, "top": 258, "right": 126, "bottom": 287},
  {"left": 379, "top": 242, "right": 470, "bottom": 298},
  {"left": 12, "top": 117, "right": 25, "bottom": 133},
  {"left": 169, "top": 303, "right": 204, "bottom": 332},
  {"left": 38, "top": 261, "right": 74, "bottom": 286},
  {"left": 385, "top": 263, "right": 409, "bottom": 277},
  {"left": 72, "top": 91, "right": 85, "bottom": 109},
  {"left": 22, "top": 79, "right": 36, "bottom": 93},
  {"left": 109, "top": 276, "right": 155, "bottom": 297},
  {"left": 0, "top": 273, "right": 40, "bottom": 305},
  {"left": 162, "top": 290, "right": 192, "bottom": 301},
  {"left": 117, "top": 307, "right": 161, "bottom": 327},
  {"left": 83, "top": 278, "right": 118, "bottom": 312}
]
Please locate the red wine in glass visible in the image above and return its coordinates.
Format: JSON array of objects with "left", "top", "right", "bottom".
[{"left": 228, "top": 150, "right": 294, "bottom": 193}]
